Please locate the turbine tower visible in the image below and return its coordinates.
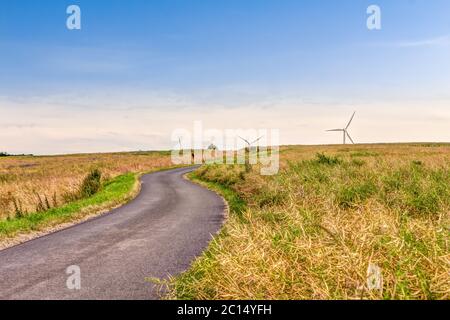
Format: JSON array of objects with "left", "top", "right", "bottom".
[
  {"left": 326, "top": 112, "right": 356, "bottom": 145},
  {"left": 238, "top": 135, "right": 264, "bottom": 172}
]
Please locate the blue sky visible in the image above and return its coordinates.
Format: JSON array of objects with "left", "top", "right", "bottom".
[{"left": 1, "top": 0, "right": 450, "bottom": 154}]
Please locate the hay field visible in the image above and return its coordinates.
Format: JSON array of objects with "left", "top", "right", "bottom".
[{"left": 0, "top": 151, "right": 172, "bottom": 220}]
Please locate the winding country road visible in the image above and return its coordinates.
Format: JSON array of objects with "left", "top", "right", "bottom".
[{"left": 0, "top": 166, "right": 226, "bottom": 300}]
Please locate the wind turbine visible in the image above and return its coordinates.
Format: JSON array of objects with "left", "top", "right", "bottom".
[
  {"left": 326, "top": 112, "right": 356, "bottom": 145},
  {"left": 237, "top": 135, "right": 264, "bottom": 171},
  {"left": 238, "top": 135, "right": 264, "bottom": 151},
  {"left": 174, "top": 137, "right": 184, "bottom": 151}
]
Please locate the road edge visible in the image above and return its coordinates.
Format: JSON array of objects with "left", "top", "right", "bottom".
[{"left": 163, "top": 169, "right": 243, "bottom": 299}]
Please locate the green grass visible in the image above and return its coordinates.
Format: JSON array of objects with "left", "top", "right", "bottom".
[{"left": 0, "top": 173, "right": 137, "bottom": 238}]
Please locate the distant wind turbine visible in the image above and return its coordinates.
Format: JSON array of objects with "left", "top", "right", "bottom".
[
  {"left": 326, "top": 112, "right": 356, "bottom": 145},
  {"left": 238, "top": 135, "right": 264, "bottom": 150},
  {"left": 238, "top": 135, "right": 264, "bottom": 172}
]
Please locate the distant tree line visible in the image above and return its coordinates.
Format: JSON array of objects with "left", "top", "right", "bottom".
[{"left": 0, "top": 152, "right": 34, "bottom": 157}]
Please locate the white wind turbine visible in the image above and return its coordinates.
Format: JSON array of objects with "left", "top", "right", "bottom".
[
  {"left": 237, "top": 135, "right": 264, "bottom": 171},
  {"left": 238, "top": 135, "right": 264, "bottom": 151},
  {"left": 176, "top": 137, "right": 183, "bottom": 150},
  {"left": 326, "top": 112, "right": 356, "bottom": 145}
]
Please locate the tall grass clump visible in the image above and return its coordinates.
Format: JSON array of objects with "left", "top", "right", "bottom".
[{"left": 315, "top": 153, "right": 342, "bottom": 166}]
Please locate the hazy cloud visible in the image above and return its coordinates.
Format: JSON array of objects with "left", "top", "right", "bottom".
[
  {"left": 1, "top": 94, "right": 450, "bottom": 155},
  {"left": 370, "top": 35, "right": 450, "bottom": 48}
]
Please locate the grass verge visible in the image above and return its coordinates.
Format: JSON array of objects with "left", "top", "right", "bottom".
[
  {"left": 0, "top": 165, "right": 186, "bottom": 247},
  {"left": 189, "top": 171, "right": 246, "bottom": 218},
  {"left": 0, "top": 173, "right": 138, "bottom": 241}
]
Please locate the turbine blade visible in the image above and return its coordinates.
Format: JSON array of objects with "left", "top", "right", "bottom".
[
  {"left": 251, "top": 136, "right": 264, "bottom": 145},
  {"left": 238, "top": 136, "right": 250, "bottom": 146},
  {"left": 326, "top": 129, "right": 343, "bottom": 132},
  {"left": 345, "top": 112, "right": 356, "bottom": 129},
  {"left": 346, "top": 131, "right": 355, "bottom": 144}
]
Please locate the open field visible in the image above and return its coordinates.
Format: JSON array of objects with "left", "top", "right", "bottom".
[
  {"left": 0, "top": 151, "right": 172, "bottom": 221},
  {"left": 1, "top": 144, "right": 449, "bottom": 299},
  {"left": 172, "top": 144, "right": 450, "bottom": 300}
]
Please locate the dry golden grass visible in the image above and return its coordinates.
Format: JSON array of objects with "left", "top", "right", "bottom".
[
  {"left": 0, "top": 151, "right": 172, "bottom": 220},
  {"left": 174, "top": 143, "right": 450, "bottom": 300}
]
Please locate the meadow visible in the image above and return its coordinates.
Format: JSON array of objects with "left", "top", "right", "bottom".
[
  {"left": 1, "top": 144, "right": 448, "bottom": 299},
  {"left": 172, "top": 144, "right": 450, "bottom": 300},
  {"left": 0, "top": 151, "right": 172, "bottom": 222}
]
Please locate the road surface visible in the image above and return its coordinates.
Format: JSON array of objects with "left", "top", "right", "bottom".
[{"left": 0, "top": 166, "right": 226, "bottom": 300}]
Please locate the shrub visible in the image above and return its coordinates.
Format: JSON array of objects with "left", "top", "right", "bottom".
[
  {"left": 79, "top": 169, "right": 102, "bottom": 198},
  {"left": 315, "top": 153, "right": 342, "bottom": 166}
]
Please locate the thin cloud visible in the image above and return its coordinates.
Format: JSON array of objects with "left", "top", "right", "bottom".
[
  {"left": 370, "top": 35, "right": 450, "bottom": 48},
  {"left": 396, "top": 35, "right": 450, "bottom": 48}
]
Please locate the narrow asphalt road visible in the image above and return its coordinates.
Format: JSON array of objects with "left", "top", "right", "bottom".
[{"left": 0, "top": 166, "right": 226, "bottom": 300}]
